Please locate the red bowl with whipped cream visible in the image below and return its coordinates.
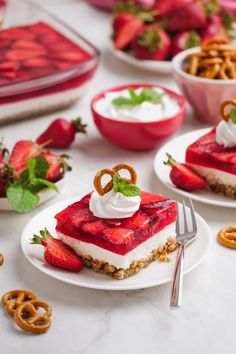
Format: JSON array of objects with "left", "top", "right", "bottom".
[{"left": 91, "top": 83, "right": 186, "bottom": 151}]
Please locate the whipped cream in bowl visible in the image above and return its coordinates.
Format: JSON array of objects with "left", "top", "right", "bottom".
[
  {"left": 94, "top": 86, "right": 180, "bottom": 122},
  {"left": 89, "top": 189, "right": 141, "bottom": 219}
]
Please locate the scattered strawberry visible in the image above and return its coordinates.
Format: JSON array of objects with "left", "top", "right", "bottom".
[
  {"left": 113, "top": 12, "right": 144, "bottom": 50},
  {"left": 171, "top": 31, "right": 201, "bottom": 57},
  {"left": 167, "top": 1, "right": 207, "bottom": 32},
  {"left": 164, "top": 153, "right": 208, "bottom": 191},
  {"left": 0, "top": 61, "right": 20, "bottom": 71},
  {"left": 132, "top": 25, "right": 171, "bottom": 60},
  {"left": 36, "top": 117, "right": 87, "bottom": 149},
  {"left": 103, "top": 227, "right": 134, "bottom": 245},
  {"left": 31, "top": 229, "right": 83, "bottom": 272}
]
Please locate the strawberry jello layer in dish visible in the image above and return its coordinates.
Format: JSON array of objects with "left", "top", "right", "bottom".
[
  {"left": 0, "top": 22, "right": 99, "bottom": 123},
  {"left": 55, "top": 192, "right": 177, "bottom": 279},
  {"left": 186, "top": 129, "right": 236, "bottom": 199}
]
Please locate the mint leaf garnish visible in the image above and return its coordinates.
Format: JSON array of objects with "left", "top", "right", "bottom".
[
  {"left": 112, "top": 87, "right": 165, "bottom": 108},
  {"left": 230, "top": 108, "right": 236, "bottom": 124},
  {"left": 112, "top": 173, "right": 140, "bottom": 197},
  {"left": 6, "top": 155, "right": 58, "bottom": 213},
  {"left": 7, "top": 184, "right": 39, "bottom": 213}
]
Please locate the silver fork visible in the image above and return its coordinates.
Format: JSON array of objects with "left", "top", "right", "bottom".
[{"left": 170, "top": 199, "right": 198, "bottom": 308}]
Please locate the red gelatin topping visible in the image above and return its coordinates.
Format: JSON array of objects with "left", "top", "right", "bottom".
[
  {"left": 0, "top": 21, "right": 92, "bottom": 86},
  {"left": 186, "top": 128, "right": 236, "bottom": 175},
  {"left": 55, "top": 192, "right": 177, "bottom": 255}
]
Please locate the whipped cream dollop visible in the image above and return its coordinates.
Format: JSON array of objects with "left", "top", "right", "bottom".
[
  {"left": 216, "top": 120, "right": 236, "bottom": 148},
  {"left": 94, "top": 87, "right": 180, "bottom": 122},
  {"left": 89, "top": 189, "right": 141, "bottom": 219}
]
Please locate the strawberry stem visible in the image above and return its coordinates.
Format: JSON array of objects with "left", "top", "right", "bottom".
[
  {"left": 72, "top": 117, "right": 87, "bottom": 134},
  {"left": 31, "top": 228, "right": 50, "bottom": 245},
  {"left": 163, "top": 153, "right": 177, "bottom": 167}
]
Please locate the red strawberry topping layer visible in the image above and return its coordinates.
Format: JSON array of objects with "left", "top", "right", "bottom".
[
  {"left": 186, "top": 128, "right": 236, "bottom": 175},
  {"left": 0, "top": 21, "right": 92, "bottom": 86},
  {"left": 55, "top": 192, "right": 177, "bottom": 256}
]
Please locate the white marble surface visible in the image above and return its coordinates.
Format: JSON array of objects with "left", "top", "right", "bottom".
[{"left": 1, "top": 2, "right": 236, "bottom": 354}]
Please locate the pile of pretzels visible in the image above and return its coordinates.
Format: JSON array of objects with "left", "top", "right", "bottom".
[{"left": 184, "top": 38, "right": 236, "bottom": 80}]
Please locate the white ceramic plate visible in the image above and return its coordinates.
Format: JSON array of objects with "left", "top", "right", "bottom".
[
  {"left": 21, "top": 197, "right": 211, "bottom": 290},
  {"left": 0, "top": 178, "right": 65, "bottom": 211},
  {"left": 109, "top": 40, "right": 172, "bottom": 74},
  {"left": 154, "top": 128, "right": 236, "bottom": 208}
]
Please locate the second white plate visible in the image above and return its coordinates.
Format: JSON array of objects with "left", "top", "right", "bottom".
[
  {"left": 21, "top": 197, "right": 211, "bottom": 290},
  {"left": 154, "top": 128, "right": 236, "bottom": 208}
]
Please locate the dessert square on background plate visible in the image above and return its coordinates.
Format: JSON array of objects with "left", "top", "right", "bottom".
[
  {"left": 0, "top": 0, "right": 100, "bottom": 124},
  {"left": 154, "top": 128, "right": 236, "bottom": 208}
]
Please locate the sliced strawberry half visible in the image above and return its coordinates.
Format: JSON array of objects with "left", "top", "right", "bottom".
[
  {"left": 31, "top": 228, "right": 83, "bottom": 272},
  {"left": 103, "top": 227, "right": 134, "bottom": 245},
  {"left": 5, "top": 49, "right": 46, "bottom": 61},
  {"left": 113, "top": 13, "right": 144, "bottom": 50},
  {"left": 12, "top": 40, "right": 45, "bottom": 51},
  {"left": 23, "top": 58, "right": 51, "bottom": 69},
  {"left": 9, "top": 140, "right": 40, "bottom": 175},
  {"left": 164, "top": 153, "right": 208, "bottom": 191}
]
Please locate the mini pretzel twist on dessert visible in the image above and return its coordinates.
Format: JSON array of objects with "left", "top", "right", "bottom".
[
  {"left": 14, "top": 300, "right": 52, "bottom": 334},
  {"left": 220, "top": 100, "right": 236, "bottom": 121},
  {"left": 184, "top": 38, "right": 236, "bottom": 80},
  {"left": 2, "top": 290, "right": 38, "bottom": 316},
  {"left": 0, "top": 253, "right": 4, "bottom": 266},
  {"left": 93, "top": 163, "right": 137, "bottom": 196},
  {"left": 217, "top": 226, "right": 236, "bottom": 249}
]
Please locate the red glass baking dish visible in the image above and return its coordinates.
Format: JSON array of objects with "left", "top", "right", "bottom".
[{"left": 0, "top": 0, "right": 100, "bottom": 124}]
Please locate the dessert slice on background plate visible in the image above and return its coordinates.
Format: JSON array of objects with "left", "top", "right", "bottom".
[
  {"left": 186, "top": 100, "right": 236, "bottom": 199},
  {"left": 0, "top": 0, "right": 100, "bottom": 124},
  {"left": 55, "top": 163, "right": 177, "bottom": 280}
]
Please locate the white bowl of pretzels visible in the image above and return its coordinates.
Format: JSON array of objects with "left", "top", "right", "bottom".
[{"left": 172, "top": 39, "right": 236, "bottom": 125}]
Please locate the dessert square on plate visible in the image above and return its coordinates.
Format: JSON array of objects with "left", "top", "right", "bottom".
[
  {"left": 186, "top": 128, "right": 236, "bottom": 199},
  {"left": 55, "top": 191, "right": 177, "bottom": 280}
]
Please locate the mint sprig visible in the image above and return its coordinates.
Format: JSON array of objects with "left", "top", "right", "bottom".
[
  {"left": 113, "top": 173, "right": 140, "bottom": 197},
  {"left": 112, "top": 87, "right": 165, "bottom": 108},
  {"left": 6, "top": 155, "right": 58, "bottom": 213},
  {"left": 230, "top": 108, "right": 236, "bottom": 124}
]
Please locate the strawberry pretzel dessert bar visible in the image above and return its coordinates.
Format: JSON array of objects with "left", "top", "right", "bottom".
[
  {"left": 54, "top": 164, "right": 177, "bottom": 280},
  {"left": 186, "top": 100, "right": 236, "bottom": 199}
]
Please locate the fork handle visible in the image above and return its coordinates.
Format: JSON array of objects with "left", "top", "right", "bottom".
[{"left": 170, "top": 244, "right": 185, "bottom": 308}]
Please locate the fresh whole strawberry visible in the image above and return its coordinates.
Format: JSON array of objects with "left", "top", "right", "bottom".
[
  {"left": 200, "top": 14, "right": 228, "bottom": 44},
  {"left": 36, "top": 117, "right": 87, "bottom": 149},
  {"left": 113, "top": 12, "right": 144, "bottom": 50},
  {"left": 164, "top": 153, "right": 208, "bottom": 191},
  {"left": 171, "top": 31, "right": 201, "bottom": 58},
  {"left": 132, "top": 25, "right": 171, "bottom": 60},
  {"left": 31, "top": 228, "right": 83, "bottom": 272},
  {"left": 154, "top": 0, "right": 191, "bottom": 18},
  {"left": 167, "top": 1, "right": 207, "bottom": 32}
]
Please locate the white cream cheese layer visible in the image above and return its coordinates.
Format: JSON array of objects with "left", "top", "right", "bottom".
[
  {"left": 94, "top": 87, "right": 180, "bottom": 122},
  {"left": 190, "top": 164, "right": 236, "bottom": 186},
  {"left": 58, "top": 222, "right": 176, "bottom": 269}
]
